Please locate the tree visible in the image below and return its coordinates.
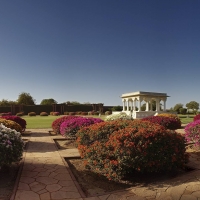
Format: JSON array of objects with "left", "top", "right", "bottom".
[
  {"left": 64, "top": 101, "right": 81, "bottom": 105},
  {"left": 112, "top": 105, "right": 123, "bottom": 111},
  {"left": 186, "top": 101, "right": 199, "bottom": 114},
  {"left": 0, "top": 99, "right": 17, "bottom": 106},
  {"left": 40, "top": 98, "right": 57, "bottom": 105},
  {"left": 17, "top": 92, "right": 35, "bottom": 105},
  {"left": 173, "top": 103, "right": 183, "bottom": 114}
]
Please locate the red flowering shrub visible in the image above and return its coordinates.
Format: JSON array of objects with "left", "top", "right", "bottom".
[
  {"left": 52, "top": 115, "right": 79, "bottom": 134},
  {"left": 157, "top": 113, "right": 181, "bottom": 126},
  {"left": 60, "top": 117, "right": 103, "bottom": 138},
  {"left": 77, "top": 120, "right": 188, "bottom": 180},
  {"left": 194, "top": 114, "right": 200, "bottom": 122},
  {"left": 1, "top": 115, "right": 26, "bottom": 132},
  {"left": 142, "top": 116, "right": 181, "bottom": 130}
]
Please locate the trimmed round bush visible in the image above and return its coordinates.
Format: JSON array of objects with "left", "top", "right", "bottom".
[
  {"left": 60, "top": 117, "right": 103, "bottom": 138},
  {"left": 105, "top": 112, "right": 132, "bottom": 121},
  {"left": 53, "top": 112, "right": 60, "bottom": 116},
  {"left": 69, "top": 112, "right": 76, "bottom": 115},
  {"left": 81, "top": 112, "right": 88, "bottom": 115},
  {"left": 157, "top": 113, "right": 181, "bottom": 127},
  {"left": 0, "top": 112, "right": 12, "bottom": 116},
  {"left": 77, "top": 119, "right": 141, "bottom": 158},
  {"left": 0, "top": 124, "right": 24, "bottom": 167},
  {"left": 40, "top": 112, "right": 48, "bottom": 116},
  {"left": 194, "top": 114, "right": 200, "bottom": 122},
  {"left": 28, "top": 112, "right": 36, "bottom": 116},
  {"left": 1, "top": 116, "right": 26, "bottom": 132},
  {"left": 77, "top": 120, "right": 188, "bottom": 180},
  {"left": 52, "top": 115, "right": 79, "bottom": 134},
  {"left": 185, "top": 120, "right": 200, "bottom": 146},
  {"left": 0, "top": 118, "right": 22, "bottom": 133},
  {"left": 105, "top": 111, "right": 111, "bottom": 115},
  {"left": 142, "top": 116, "right": 181, "bottom": 130},
  {"left": 16, "top": 112, "right": 24, "bottom": 116}
]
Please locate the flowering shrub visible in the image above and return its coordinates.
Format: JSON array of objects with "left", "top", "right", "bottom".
[
  {"left": 77, "top": 120, "right": 138, "bottom": 158},
  {"left": 194, "top": 114, "right": 200, "bottom": 122},
  {"left": 60, "top": 117, "right": 103, "bottom": 138},
  {"left": 81, "top": 112, "right": 88, "bottom": 115},
  {"left": 16, "top": 112, "right": 24, "bottom": 116},
  {"left": 69, "top": 112, "right": 76, "bottom": 115},
  {"left": 40, "top": 112, "right": 48, "bottom": 116},
  {"left": 0, "top": 119, "right": 22, "bottom": 133},
  {"left": 0, "top": 112, "right": 12, "bottom": 116},
  {"left": 77, "top": 120, "right": 188, "bottom": 180},
  {"left": 28, "top": 112, "right": 36, "bottom": 116},
  {"left": 52, "top": 115, "right": 79, "bottom": 134},
  {"left": 105, "top": 111, "right": 111, "bottom": 115},
  {"left": 142, "top": 116, "right": 181, "bottom": 130},
  {"left": 88, "top": 111, "right": 94, "bottom": 115},
  {"left": 53, "top": 112, "right": 60, "bottom": 116},
  {"left": 105, "top": 112, "right": 132, "bottom": 121},
  {"left": 157, "top": 113, "right": 181, "bottom": 127},
  {"left": 1, "top": 116, "right": 26, "bottom": 132},
  {"left": 0, "top": 124, "right": 24, "bottom": 167},
  {"left": 185, "top": 120, "right": 200, "bottom": 146}
]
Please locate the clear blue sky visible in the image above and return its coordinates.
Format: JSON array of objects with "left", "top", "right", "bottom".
[{"left": 1, "top": 0, "right": 200, "bottom": 108}]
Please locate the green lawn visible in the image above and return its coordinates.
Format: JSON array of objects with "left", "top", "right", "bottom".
[
  {"left": 22, "top": 115, "right": 106, "bottom": 129},
  {"left": 178, "top": 114, "right": 194, "bottom": 124}
]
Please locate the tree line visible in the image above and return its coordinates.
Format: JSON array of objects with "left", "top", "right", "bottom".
[
  {"left": 171, "top": 101, "right": 199, "bottom": 114},
  {"left": 0, "top": 92, "right": 90, "bottom": 106}
]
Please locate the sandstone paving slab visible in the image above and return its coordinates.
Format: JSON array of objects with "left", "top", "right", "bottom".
[
  {"left": 15, "top": 190, "right": 40, "bottom": 200},
  {"left": 180, "top": 195, "right": 197, "bottom": 200},
  {"left": 46, "top": 184, "right": 62, "bottom": 192},
  {"left": 51, "top": 191, "right": 81, "bottom": 199}
]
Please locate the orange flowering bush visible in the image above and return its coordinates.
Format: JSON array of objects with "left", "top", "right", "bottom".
[{"left": 77, "top": 120, "right": 188, "bottom": 181}]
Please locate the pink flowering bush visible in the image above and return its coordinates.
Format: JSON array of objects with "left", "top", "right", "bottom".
[
  {"left": 194, "top": 114, "right": 200, "bottom": 122},
  {"left": 52, "top": 115, "right": 79, "bottom": 134},
  {"left": 0, "top": 124, "right": 24, "bottom": 167},
  {"left": 185, "top": 120, "right": 200, "bottom": 146},
  {"left": 60, "top": 117, "right": 103, "bottom": 138},
  {"left": 142, "top": 116, "right": 181, "bottom": 130},
  {"left": 1, "top": 116, "right": 26, "bottom": 132},
  {"left": 0, "top": 112, "right": 12, "bottom": 116}
]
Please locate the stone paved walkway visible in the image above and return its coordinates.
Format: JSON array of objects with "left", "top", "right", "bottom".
[{"left": 13, "top": 129, "right": 200, "bottom": 200}]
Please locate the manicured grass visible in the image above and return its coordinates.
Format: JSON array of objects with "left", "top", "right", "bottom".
[
  {"left": 22, "top": 115, "right": 62, "bottom": 129},
  {"left": 178, "top": 114, "right": 194, "bottom": 124},
  {"left": 22, "top": 115, "right": 107, "bottom": 129}
]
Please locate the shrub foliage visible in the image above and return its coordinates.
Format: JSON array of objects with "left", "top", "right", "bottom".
[
  {"left": 60, "top": 117, "right": 103, "bottom": 138},
  {"left": 142, "top": 116, "right": 181, "bottom": 130},
  {"left": 0, "top": 118, "right": 22, "bottom": 133},
  {"left": 194, "top": 114, "right": 200, "bottom": 122},
  {"left": 52, "top": 115, "right": 79, "bottom": 134},
  {"left": 1, "top": 116, "right": 26, "bottom": 132},
  {"left": 0, "top": 124, "right": 24, "bottom": 167},
  {"left": 77, "top": 120, "right": 188, "bottom": 180}
]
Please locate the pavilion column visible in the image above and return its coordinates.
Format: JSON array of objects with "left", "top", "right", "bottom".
[
  {"left": 146, "top": 100, "right": 149, "bottom": 111},
  {"left": 130, "top": 100, "right": 133, "bottom": 111},
  {"left": 138, "top": 98, "right": 141, "bottom": 111},
  {"left": 163, "top": 100, "right": 166, "bottom": 111},
  {"left": 133, "top": 98, "right": 136, "bottom": 111},
  {"left": 122, "top": 99, "right": 125, "bottom": 111},
  {"left": 127, "top": 99, "right": 129, "bottom": 111},
  {"left": 156, "top": 99, "right": 160, "bottom": 111},
  {"left": 150, "top": 100, "right": 153, "bottom": 111}
]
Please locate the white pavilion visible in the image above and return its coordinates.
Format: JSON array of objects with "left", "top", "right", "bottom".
[{"left": 119, "top": 91, "right": 169, "bottom": 119}]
